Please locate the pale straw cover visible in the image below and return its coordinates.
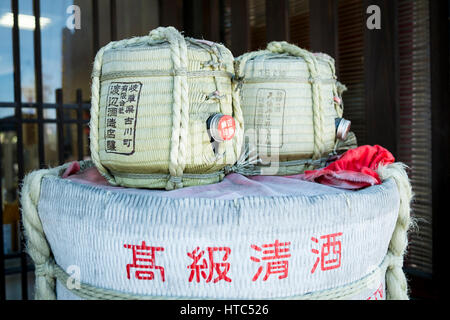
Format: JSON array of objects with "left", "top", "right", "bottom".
[
  {"left": 90, "top": 26, "right": 244, "bottom": 190},
  {"left": 235, "top": 41, "right": 354, "bottom": 175}
]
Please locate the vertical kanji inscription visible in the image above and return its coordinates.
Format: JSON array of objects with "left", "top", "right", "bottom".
[
  {"left": 104, "top": 81, "right": 142, "bottom": 155},
  {"left": 250, "top": 240, "right": 291, "bottom": 281},
  {"left": 255, "top": 88, "right": 285, "bottom": 148}
]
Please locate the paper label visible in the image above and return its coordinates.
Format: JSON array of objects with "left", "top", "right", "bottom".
[
  {"left": 104, "top": 82, "right": 142, "bottom": 155},
  {"left": 255, "top": 88, "right": 286, "bottom": 148}
]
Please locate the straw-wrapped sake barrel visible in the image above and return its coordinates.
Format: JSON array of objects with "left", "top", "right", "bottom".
[
  {"left": 235, "top": 41, "right": 356, "bottom": 175},
  {"left": 90, "top": 27, "right": 244, "bottom": 190}
]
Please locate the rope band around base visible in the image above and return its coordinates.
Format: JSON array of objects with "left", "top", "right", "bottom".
[
  {"left": 34, "top": 253, "right": 393, "bottom": 300},
  {"left": 20, "top": 160, "right": 413, "bottom": 300}
]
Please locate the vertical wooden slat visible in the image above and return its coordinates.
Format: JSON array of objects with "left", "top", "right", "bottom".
[
  {"left": 97, "top": 0, "right": 112, "bottom": 47},
  {"left": 289, "top": 0, "right": 310, "bottom": 49},
  {"left": 430, "top": 0, "right": 449, "bottom": 299},
  {"left": 337, "top": 0, "right": 365, "bottom": 143},
  {"left": 203, "top": 0, "right": 220, "bottom": 42},
  {"left": 398, "top": 0, "right": 433, "bottom": 279},
  {"left": 363, "top": 0, "right": 399, "bottom": 156},
  {"left": 231, "top": 0, "right": 250, "bottom": 55},
  {"left": 92, "top": 0, "right": 100, "bottom": 54},
  {"left": 266, "top": 0, "right": 290, "bottom": 42},
  {"left": 114, "top": 0, "right": 159, "bottom": 39},
  {"left": 56, "top": 89, "right": 65, "bottom": 165},
  {"left": 183, "top": 0, "right": 203, "bottom": 38},
  {"left": 110, "top": 0, "right": 117, "bottom": 40},
  {"left": 159, "top": 0, "right": 183, "bottom": 30},
  {"left": 33, "top": 0, "right": 45, "bottom": 169},
  {"left": 309, "top": 0, "right": 338, "bottom": 60},
  {"left": 11, "top": 0, "right": 28, "bottom": 300}
]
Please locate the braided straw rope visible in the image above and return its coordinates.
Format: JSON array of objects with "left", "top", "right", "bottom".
[
  {"left": 20, "top": 163, "right": 73, "bottom": 299},
  {"left": 32, "top": 253, "right": 391, "bottom": 300},
  {"left": 148, "top": 27, "right": 190, "bottom": 190},
  {"left": 231, "top": 72, "right": 244, "bottom": 162},
  {"left": 21, "top": 161, "right": 412, "bottom": 300},
  {"left": 377, "top": 163, "right": 414, "bottom": 299}
]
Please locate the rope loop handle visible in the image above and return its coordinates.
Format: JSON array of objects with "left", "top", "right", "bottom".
[{"left": 149, "top": 27, "right": 190, "bottom": 189}]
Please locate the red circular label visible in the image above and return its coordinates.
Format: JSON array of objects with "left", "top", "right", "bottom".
[{"left": 217, "top": 115, "right": 236, "bottom": 141}]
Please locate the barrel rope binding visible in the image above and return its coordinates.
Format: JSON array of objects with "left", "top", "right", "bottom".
[
  {"left": 234, "top": 42, "right": 335, "bottom": 173},
  {"left": 21, "top": 160, "right": 412, "bottom": 300},
  {"left": 90, "top": 26, "right": 243, "bottom": 190}
]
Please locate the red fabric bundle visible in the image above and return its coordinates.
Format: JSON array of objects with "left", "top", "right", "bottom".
[
  {"left": 61, "top": 161, "right": 81, "bottom": 178},
  {"left": 303, "top": 145, "right": 395, "bottom": 189}
]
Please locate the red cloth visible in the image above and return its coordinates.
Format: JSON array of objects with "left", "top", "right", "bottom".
[
  {"left": 303, "top": 145, "right": 395, "bottom": 189},
  {"left": 61, "top": 161, "right": 81, "bottom": 178}
]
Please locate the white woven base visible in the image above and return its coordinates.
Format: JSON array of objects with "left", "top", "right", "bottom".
[{"left": 36, "top": 170, "right": 399, "bottom": 300}]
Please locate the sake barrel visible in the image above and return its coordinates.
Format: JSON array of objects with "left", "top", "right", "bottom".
[
  {"left": 21, "top": 161, "right": 411, "bottom": 300},
  {"left": 235, "top": 41, "right": 354, "bottom": 175},
  {"left": 90, "top": 26, "right": 244, "bottom": 190}
]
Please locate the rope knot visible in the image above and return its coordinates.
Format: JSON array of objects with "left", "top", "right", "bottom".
[
  {"left": 207, "top": 90, "right": 225, "bottom": 101},
  {"left": 35, "top": 261, "right": 55, "bottom": 278},
  {"left": 202, "top": 60, "right": 222, "bottom": 70},
  {"left": 232, "top": 75, "right": 244, "bottom": 91},
  {"left": 387, "top": 253, "right": 404, "bottom": 270},
  {"left": 223, "top": 165, "right": 236, "bottom": 175},
  {"left": 149, "top": 26, "right": 179, "bottom": 41},
  {"left": 166, "top": 175, "right": 183, "bottom": 190},
  {"left": 309, "top": 76, "right": 321, "bottom": 84},
  {"left": 267, "top": 41, "right": 286, "bottom": 53},
  {"left": 174, "top": 68, "right": 187, "bottom": 77}
]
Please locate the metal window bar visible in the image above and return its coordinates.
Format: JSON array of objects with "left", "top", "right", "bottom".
[
  {"left": 12, "top": 0, "right": 27, "bottom": 300},
  {"left": 0, "top": 0, "right": 92, "bottom": 300},
  {"left": 0, "top": 94, "right": 90, "bottom": 300}
]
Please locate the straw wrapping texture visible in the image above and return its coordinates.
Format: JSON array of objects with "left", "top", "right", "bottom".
[{"left": 90, "top": 27, "right": 243, "bottom": 190}]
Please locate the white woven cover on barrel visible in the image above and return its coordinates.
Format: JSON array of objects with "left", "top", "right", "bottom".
[
  {"left": 90, "top": 27, "right": 244, "bottom": 190},
  {"left": 236, "top": 42, "right": 345, "bottom": 166},
  {"left": 34, "top": 164, "right": 399, "bottom": 300}
]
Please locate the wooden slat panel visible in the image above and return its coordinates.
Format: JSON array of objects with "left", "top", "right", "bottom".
[
  {"left": 309, "top": 0, "right": 337, "bottom": 59},
  {"left": 231, "top": 0, "right": 250, "bottom": 55},
  {"left": 115, "top": 0, "right": 159, "bottom": 39},
  {"left": 159, "top": 0, "right": 183, "bottom": 30},
  {"left": 249, "top": 0, "right": 266, "bottom": 50},
  {"left": 337, "top": 0, "right": 365, "bottom": 144},
  {"left": 96, "top": 0, "right": 112, "bottom": 48},
  {"left": 363, "top": 0, "right": 398, "bottom": 155},
  {"left": 202, "top": 0, "right": 220, "bottom": 42},
  {"left": 221, "top": 0, "right": 232, "bottom": 48},
  {"left": 289, "top": 0, "right": 310, "bottom": 49},
  {"left": 183, "top": 0, "right": 203, "bottom": 38},
  {"left": 266, "top": 0, "right": 290, "bottom": 42},
  {"left": 398, "top": 0, "right": 433, "bottom": 276}
]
